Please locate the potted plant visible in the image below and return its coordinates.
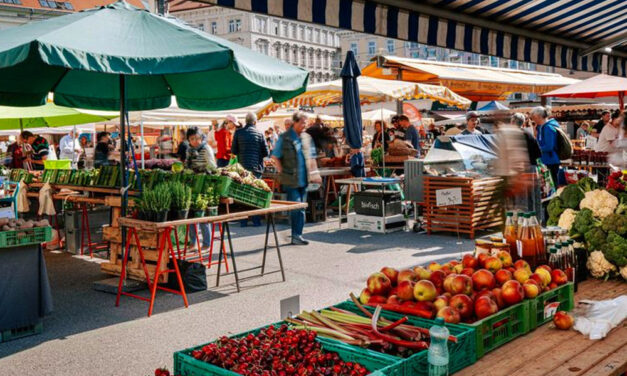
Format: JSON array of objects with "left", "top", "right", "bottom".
[
  {"left": 135, "top": 183, "right": 170, "bottom": 222},
  {"left": 170, "top": 181, "right": 192, "bottom": 220},
  {"left": 191, "top": 194, "right": 208, "bottom": 218},
  {"left": 207, "top": 185, "right": 219, "bottom": 216}
]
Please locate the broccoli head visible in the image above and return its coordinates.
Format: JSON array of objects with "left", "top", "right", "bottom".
[
  {"left": 601, "top": 213, "right": 627, "bottom": 236},
  {"left": 584, "top": 227, "right": 607, "bottom": 252},
  {"left": 560, "top": 184, "right": 585, "bottom": 209},
  {"left": 547, "top": 197, "right": 565, "bottom": 223},
  {"left": 576, "top": 177, "right": 598, "bottom": 192},
  {"left": 547, "top": 217, "right": 558, "bottom": 226},
  {"left": 602, "top": 232, "right": 627, "bottom": 267},
  {"left": 570, "top": 208, "right": 600, "bottom": 236}
]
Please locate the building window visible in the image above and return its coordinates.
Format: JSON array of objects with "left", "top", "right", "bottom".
[
  {"left": 350, "top": 42, "right": 358, "bottom": 56},
  {"left": 197, "top": 23, "right": 204, "bottom": 31},
  {"left": 387, "top": 40, "right": 395, "bottom": 54},
  {"left": 228, "top": 19, "right": 241, "bottom": 33},
  {"left": 273, "top": 21, "right": 279, "bottom": 35},
  {"left": 1, "top": 0, "right": 22, "bottom": 4},
  {"left": 306, "top": 28, "right": 312, "bottom": 42},
  {"left": 229, "top": 20, "right": 236, "bottom": 33},
  {"left": 300, "top": 50, "right": 306, "bottom": 67},
  {"left": 39, "top": 0, "right": 72, "bottom": 9},
  {"left": 368, "top": 41, "right": 376, "bottom": 56},
  {"left": 211, "top": 22, "right": 217, "bottom": 34},
  {"left": 256, "top": 16, "right": 267, "bottom": 33}
]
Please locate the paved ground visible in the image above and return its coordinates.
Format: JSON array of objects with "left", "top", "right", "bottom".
[{"left": 0, "top": 218, "right": 476, "bottom": 376}]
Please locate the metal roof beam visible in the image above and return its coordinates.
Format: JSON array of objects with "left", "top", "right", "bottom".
[{"left": 580, "top": 31, "right": 627, "bottom": 57}]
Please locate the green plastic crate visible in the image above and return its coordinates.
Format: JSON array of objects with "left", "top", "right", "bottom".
[
  {"left": 0, "top": 319, "right": 43, "bottom": 343},
  {"left": 0, "top": 226, "right": 52, "bottom": 248},
  {"left": 332, "top": 301, "right": 476, "bottom": 376},
  {"left": 174, "top": 322, "right": 398, "bottom": 376},
  {"left": 528, "top": 282, "right": 575, "bottom": 329},
  {"left": 44, "top": 160, "right": 71, "bottom": 170},
  {"left": 458, "top": 300, "right": 530, "bottom": 359},
  {"left": 227, "top": 181, "right": 272, "bottom": 208},
  {"left": 204, "top": 175, "right": 232, "bottom": 197}
]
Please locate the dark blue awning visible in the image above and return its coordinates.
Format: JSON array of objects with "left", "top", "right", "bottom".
[{"left": 203, "top": 0, "right": 627, "bottom": 77}]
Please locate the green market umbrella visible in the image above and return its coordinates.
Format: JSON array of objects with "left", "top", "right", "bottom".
[{"left": 0, "top": 102, "right": 117, "bottom": 130}]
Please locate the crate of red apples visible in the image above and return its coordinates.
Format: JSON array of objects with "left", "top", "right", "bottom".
[{"left": 358, "top": 251, "right": 573, "bottom": 358}]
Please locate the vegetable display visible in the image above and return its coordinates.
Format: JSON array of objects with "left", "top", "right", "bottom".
[
  {"left": 0, "top": 217, "right": 49, "bottom": 232},
  {"left": 560, "top": 185, "right": 584, "bottom": 209}
]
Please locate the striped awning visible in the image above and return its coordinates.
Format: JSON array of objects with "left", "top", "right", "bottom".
[{"left": 202, "top": 0, "right": 627, "bottom": 77}]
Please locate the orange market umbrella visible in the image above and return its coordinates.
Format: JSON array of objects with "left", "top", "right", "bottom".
[{"left": 542, "top": 74, "right": 627, "bottom": 110}]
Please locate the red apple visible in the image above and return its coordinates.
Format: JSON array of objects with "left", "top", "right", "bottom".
[
  {"left": 495, "top": 269, "right": 512, "bottom": 286},
  {"left": 523, "top": 280, "right": 540, "bottom": 299},
  {"left": 462, "top": 254, "right": 479, "bottom": 269},
  {"left": 396, "top": 280, "right": 415, "bottom": 301},
  {"left": 461, "top": 267, "right": 475, "bottom": 277},
  {"left": 514, "top": 259, "right": 531, "bottom": 273},
  {"left": 359, "top": 288, "right": 371, "bottom": 304},
  {"left": 484, "top": 256, "right": 503, "bottom": 273},
  {"left": 441, "top": 265, "right": 454, "bottom": 276},
  {"left": 492, "top": 288, "right": 506, "bottom": 308},
  {"left": 553, "top": 311, "right": 574, "bottom": 330},
  {"left": 478, "top": 253, "right": 490, "bottom": 267},
  {"left": 453, "top": 263, "right": 464, "bottom": 274},
  {"left": 475, "top": 289, "right": 495, "bottom": 302},
  {"left": 449, "top": 294, "right": 474, "bottom": 319},
  {"left": 475, "top": 296, "right": 498, "bottom": 319},
  {"left": 537, "top": 264, "right": 552, "bottom": 273},
  {"left": 551, "top": 269, "right": 568, "bottom": 286},
  {"left": 413, "top": 266, "right": 431, "bottom": 280},
  {"left": 433, "top": 295, "right": 449, "bottom": 312},
  {"left": 369, "top": 295, "right": 387, "bottom": 304},
  {"left": 367, "top": 272, "right": 392, "bottom": 295},
  {"left": 530, "top": 273, "right": 545, "bottom": 287},
  {"left": 472, "top": 269, "right": 496, "bottom": 291},
  {"left": 429, "top": 270, "right": 446, "bottom": 291},
  {"left": 497, "top": 251, "right": 513, "bottom": 268},
  {"left": 548, "top": 282, "right": 558, "bottom": 290},
  {"left": 380, "top": 267, "right": 399, "bottom": 285},
  {"left": 501, "top": 280, "right": 524, "bottom": 305},
  {"left": 535, "top": 268, "right": 552, "bottom": 287},
  {"left": 436, "top": 306, "right": 461, "bottom": 324},
  {"left": 397, "top": 269, "right": 417, "bottom": 284},
  {"left": 413, "top": 280, "right": 438, "bottom": 302},
  {"left": 428, "top": 262, "right": 442, "bottom": 272},
  {"left": 514, "top": 268, "right": 531, "bottom": 284},
  {"left": 451, "top": 274, "right": 473, "bottom": 295},
  {"left": 443, "top": 273, "right": 456, "bottom": 293},
  {"left": 386, "top": 295, "right": 401, "bottom": 305}
]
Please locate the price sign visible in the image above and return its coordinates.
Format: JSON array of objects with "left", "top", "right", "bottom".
[
  {"left": 544, "top": 302, "right": 560, "bottom": 320},
  {"left": 436, "top": 188, "right": 463, "bottom": 206},
  {"left": 280, "top": 295, "right": 300, "bottom": 319}
]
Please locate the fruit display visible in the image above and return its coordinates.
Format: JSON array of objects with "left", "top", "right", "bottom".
[
  {"left": 189, "top": 325, "right": 370, "bottom": 376},
  {"left": 359, "top": 259, "right": 570, "bottom": 324}
]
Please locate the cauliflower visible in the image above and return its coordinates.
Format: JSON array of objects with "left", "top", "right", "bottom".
[
  {"left": 621, "top": 265, "right": 627, "bottom": 281},
  {"left": 558, "top": 209, "right": 577, "bottom": 230},
  {"left": 587, "top": 251, "right": 617, "bottom": 279},
  {"left": 579, "top": 189, "right": 619, "bottom": 218}
]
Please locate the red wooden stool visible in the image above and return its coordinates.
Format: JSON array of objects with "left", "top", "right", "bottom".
[{"left": 115, "top": 226, "right": 188, "bottom": 317}]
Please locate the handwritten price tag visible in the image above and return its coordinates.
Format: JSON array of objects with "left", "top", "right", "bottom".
[
  {"left": 544, "top": 302, "right": 560, "bottom": 320},
  {"left": 436, "top": 188, "right": 462, "bottom": 206}
]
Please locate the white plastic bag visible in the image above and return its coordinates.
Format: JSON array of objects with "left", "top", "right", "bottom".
[{"left": 573, "top": 296, "right": 627, "bottom": 340}]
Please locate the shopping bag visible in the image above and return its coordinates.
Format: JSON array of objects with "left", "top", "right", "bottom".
[
  {"left": 166, "top": 259, "right": 207, "bottom": 292},
  {"left": 536, "top": 160, "right": 556, "bottom": 199},
  {"left": 228, "top": 156, "right": 238, "bottom": 166}
]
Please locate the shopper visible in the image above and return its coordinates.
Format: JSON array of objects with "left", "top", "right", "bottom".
[
  {"left": 576, "top": 121, "right": 590, "bottom": 139},
  {"left": 94, "top": 132, "right": 112, "bottom": 168},
  {"left": 176, "top": 129, "right": 189, "bottom": 162},
  {"left": 21, "top": 131, "right": 48, "bottom": 170},
  {"left": 398, "top": 115, "right": 419, "bottom": 152},
  {"left": 215, "top": 120, "right": 233, "bottom": 168},
  {"left": 371, "top": 120, "right": 389, "bottom": 149},
  {"left": 511, "top": 113, "right": 543, "bottom": 219},
  {"left": 185, "top": 126, "right": 216, "bottom": 251},
  {"left": 272, "top": 111, "right": 320, "bottom": 245},
  {"left": 7, "top": 135, "right": 24, "bottom": 168},
  {"left": 609, "top": 117, "right": 627, "bottom": 168},
  {"left": 596, "top": 112, "right": 623, "bottom": 152},
  {"left": 231, "top": 112, "right": 269, "bottom": 227},
  {"left": 594, "top": 110, "right": 611, "bottom": 133},
  {"left": 530, "top": 106, "right": 560, "bottom": 186},
  {"left": 462, "top": 111, "right": 489, "bottom": 135},
  {"left": 59, "top": 131, "right": 82, "bottom": 163}
]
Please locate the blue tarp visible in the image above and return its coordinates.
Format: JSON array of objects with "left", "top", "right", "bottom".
[
  {"left": 449, "top": 134, "right": 498, "bottom": 170},
  {"left": 477, "top": 101, "right": 509, "bottom": 111}
]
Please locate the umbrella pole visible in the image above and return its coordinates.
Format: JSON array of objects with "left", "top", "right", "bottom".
[
  {"left": 140, "top": 114, "right": 145, "bottom": 169},
  {"left": 381, "top": 104, "right": 386, "bottom": 177},
  {"left": 119, "top": 74, "right": 128, "bottom": 284}
]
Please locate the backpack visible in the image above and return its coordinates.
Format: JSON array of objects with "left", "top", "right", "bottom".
[{"left": 552, "top": 123, "right": 573, "bottom": 160}]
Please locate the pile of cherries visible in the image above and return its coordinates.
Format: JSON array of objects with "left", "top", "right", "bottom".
[{"left": 191, "top": 325, "right": 369, "bottom": 376}]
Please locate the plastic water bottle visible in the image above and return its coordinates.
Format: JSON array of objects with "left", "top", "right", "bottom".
[{"left": 428, "top": 317, "right": 449, "bottom": 376}]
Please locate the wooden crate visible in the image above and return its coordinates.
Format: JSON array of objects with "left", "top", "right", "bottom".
[
  {"left": 100, "top": 225, "right": 168, "bottom": 283},
  {"left": 424, "top": 176, "right": 504, "bottom": 239}
]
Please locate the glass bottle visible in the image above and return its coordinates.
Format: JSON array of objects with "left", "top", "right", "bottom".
[
  {"left": 518, "top": 213, "right": 537, "bottom": 268},
  {"left": 503, "top": 212, "right": 518, "bottom": 261},
  {"left": 548, "top": 247, "right": 561, "bottom": 270},
  {"left": 529, "top": 211, "right": 546, "bottom": 265},
  {"left": 555, "top": 242, "right": 565, "bottom": 270},
  {"left": 565, "top": 239, "right": 576, "bottom": 285},
  {"left": 428, "top": 318, "right": 449, "bottom": 376}
]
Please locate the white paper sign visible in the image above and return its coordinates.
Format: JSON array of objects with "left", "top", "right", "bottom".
[
  {"left": 436, "top": 188, "right": 463, "bottom": 206},
  {"left": 544, "top": 302, "right": 560, "bottom": 319}
]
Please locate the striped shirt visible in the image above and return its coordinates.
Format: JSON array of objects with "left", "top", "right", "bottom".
[{"left": 185, "top": 143, "right": 216, "bottom": 173}]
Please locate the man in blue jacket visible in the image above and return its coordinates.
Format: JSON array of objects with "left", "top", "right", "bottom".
[
  {"left": 530, "top": 106, "right": 560, "bottom": 185},
  {"left": 232, "top": 112, "right": 269, "bottom": 226}
]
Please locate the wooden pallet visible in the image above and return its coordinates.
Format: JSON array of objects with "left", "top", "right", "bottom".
[
  {"left": 457, "top": 279, "right": 627, "bottom": 376},
  {"left": 100, "top": 225, "right": 169, "bottom": 283},
  {"left": 424, "top": 176, "right": 504, "bottom": 239}
]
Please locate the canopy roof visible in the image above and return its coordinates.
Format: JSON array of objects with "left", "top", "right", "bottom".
[
  {"left": 0, "top": 103, "right": 117, "bottom": 130},
  {"left": 259, "top": 76, "right": 471, "bottom": 116},
  {"left": 478, "top": 101, "right": 509, "bottom": 112},
  {"left": 362, "top": 108, "right": 398, "bottom": 122},
  {"left": 542, "top": 74, "right": 627, "bottom": 99},
  {"left": 0, "top": 1, "right": 308, "bottom": 111},
  {"left": 363, "top": 56, "right": 580, "bottom": 101},
  {"left": 202, "top": 0, "right": 627, "bottom": 76}
]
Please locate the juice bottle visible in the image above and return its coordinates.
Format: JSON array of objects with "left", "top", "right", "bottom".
[
  {"left": 548, "top": 247, "right": 561, "bottom": 270},
  {"left": 518, "top": 213, "right": 537, "bottom": 268},
  {"left": 503, "top": 212, "right": 518, "bottom": 261},
  {"left": 529, "top": 212, "right": 546, "bottom": 265}
]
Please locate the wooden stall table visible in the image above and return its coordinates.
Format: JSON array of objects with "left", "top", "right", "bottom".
[
  {"left": 457, "top": 279, "right": 627, "bottom": 376},
  {"left": 115, "top": 200, "right": 307, "bottom": 317}
]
